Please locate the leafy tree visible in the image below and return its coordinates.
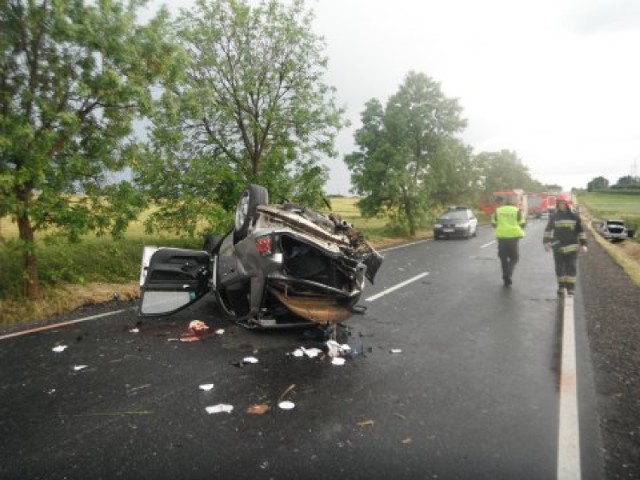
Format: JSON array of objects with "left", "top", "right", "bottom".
[
  {"left": 345, "top": 71, "right": 467, "bottom": 236},
  {"left": 614, "top": 175, "right": 640, "bottom": 188},
  {"left": 474, "top": 150, "right": 538, "bottom": 193},
  {"left": 0, "top": 0, "right": 174, "bottom": 298},
  {"left": 136, "top": 0, "right": 345, "bottom": 237},
  {"left": 542, "top": 183, "right": 563, "bottom": 192},
  {"left": 587, "top": 176, "right": 609, "bottom": 191}
]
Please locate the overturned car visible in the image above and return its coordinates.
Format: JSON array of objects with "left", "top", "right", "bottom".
[
  {"left": 139, "top": 185, "right": 383, "bottom": 329},
  {"left": 598, "top": 219, "right": 631, "bottom": 242}
]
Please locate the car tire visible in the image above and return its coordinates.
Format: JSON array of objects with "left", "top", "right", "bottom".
[{"left": 234, "top": 184, "right": 269, "bottom": 242}]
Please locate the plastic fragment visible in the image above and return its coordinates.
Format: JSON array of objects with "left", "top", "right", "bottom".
[
  {"left": 357, "top": 420, "right": 375, "bottom": 428},
  {"left": 52, "top": 345, "right": 68, "bottom": 353},
  {"left": 199, "top": 384, "right": 214, "bottom": 391},
  {"left": 180, "top": 336, "right": 201, "bottom": 343},
  {"left": 189, "top": 320, "right": 209, "bottom": 333},
  {"left": 129, "top": 328, "right": 140, "bottom": 333},
  {"left": 326, "top": 340, "right": 351, "bottom": 357},
  {"left": 331, "top": 357, "right": 346, "bottom": 366},
  {"left": 73, "top": 365, "right": 88, "bottom": 371},
  {"left": 278, "top": 401, "right": 295, "bottom": 410},
  {"left": 402, "top": 437, "right": 412, "bottom": 444},
  {"left": 247, "top": 404, "right": 270, "bottom": 415},
  {"left": 242, "top": 356, "right": 259, "bottom": 364},
  {"left": 205, "top": 404, "right": 233, "bottom": 414},
  {"left": 390, "top": 348, "right": 402, "bottom": 354},
  {"left": 291, "top": 346, "right": 323, "bottom": 358},
  {"left": 279, "top": 384, "right": 296, "bottom": 402},
  {"left": 215, "top": 329, "right": 225, "bottom": 335}
]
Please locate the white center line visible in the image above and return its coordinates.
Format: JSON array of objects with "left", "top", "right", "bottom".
[
  {"left": 365, "top": 272, "right": 430, "bottom": 302},
  {"left": 557, "top": 294, "right": 582, "bottom": 480},
  {"left": 480, "top": 240, "right": 496, "bottom": 249}
]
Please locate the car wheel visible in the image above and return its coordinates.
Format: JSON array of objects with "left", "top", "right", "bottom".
[
  {"left": 465, "top": 227, "right": 471, "bottom": 239},
  {"left": 234, "top": 184, "right": 269, "bottom": 242}
]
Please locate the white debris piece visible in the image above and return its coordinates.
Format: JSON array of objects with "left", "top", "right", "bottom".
[
  {"left": 278, "top": 401, "right": 295, "bottom": 410},
  {"left": 129, "top": 328, "right": 140, "bottom": 333},
  {"left": 73, "top": 365, "right": 88, "bottom": 371},
  {"left": 331, "top": 357, "right": 346, "bottom": 366},
  {"left": 52, "top": 345, "right": 68, "bottom": 353},
  {"left": 291, "top": 347, "right": 323, "bottom": 358},
  {"left": 390, "top": 348, "right": 402, "bottom": 354},
  {"left": 199, "top": 384, "right": 214, "bottom": 391},
  {"left": 215, "top": 329, "right": 225, "bottom": 335},
  {"left": 205, "top": 404, "right": 233, "bottom": 414},
  {"left": 326, "top": 340, "right": 351, "bottom": 358},
  {"left": 242, "top": 356, "right": 259, "bottom": 364}
]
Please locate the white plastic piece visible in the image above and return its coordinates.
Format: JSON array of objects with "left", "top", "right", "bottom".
[
  {"left": 199, "top": 384, "right": 214, "bottom": 391},
  {"left": 52, "top": 345, "right": 68, "bottom": 353},
  {"left": 278, "top": 401, "right": 295, "bottom": 410},
  {"left": 205, "top": 404, "right": 233, "bottom": 414}
]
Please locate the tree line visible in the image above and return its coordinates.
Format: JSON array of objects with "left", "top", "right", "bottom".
[
  {"left": 587, "top": 175, "right": 640, "bottom": 192},
  {"left": 1, "top": 0, "right": 549, "bottom": 298}
]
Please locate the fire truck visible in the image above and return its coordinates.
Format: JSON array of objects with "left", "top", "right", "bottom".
[
  {"left": 526, "top": 192, "right": 558, "bottom": 218},
  {"left": 478, "top": 189, "right": 528, "bottom": 221}
]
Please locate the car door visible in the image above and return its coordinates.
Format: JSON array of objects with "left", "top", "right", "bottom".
[{"left": 139, "top": 247, "right": 211, "bottom": 317}]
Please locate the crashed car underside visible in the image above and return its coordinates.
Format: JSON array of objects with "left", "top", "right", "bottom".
[{"left": 139, "top": 186, "right": 383, "bottom": 329}]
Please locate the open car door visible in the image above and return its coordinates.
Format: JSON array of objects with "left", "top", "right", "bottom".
[{"left": 139, "top": 247, "right": 211, "bottom": 317}]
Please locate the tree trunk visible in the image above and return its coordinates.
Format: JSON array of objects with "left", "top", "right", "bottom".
[
  {"left": 403, "top": 190, "right": 416, "bottom": 237},
  {"left": 16, "top": 196, "right": 41, "bottom": 299}
]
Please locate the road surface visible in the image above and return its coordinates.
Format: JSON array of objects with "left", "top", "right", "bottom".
[{"left": 0, "top": 220, "right": 609, "bottom": 479}]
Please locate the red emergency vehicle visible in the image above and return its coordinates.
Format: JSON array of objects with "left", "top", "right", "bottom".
[{"left": 478, "top": 189, "right": 528, "bottom": 219}]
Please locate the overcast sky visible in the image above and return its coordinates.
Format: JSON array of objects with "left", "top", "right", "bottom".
[{"left": 148, "top": 0, "right": 640, "bottom": 194}]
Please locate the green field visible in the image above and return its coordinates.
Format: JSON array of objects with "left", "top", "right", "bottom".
[{"left": 578, "top": 191, "right": 640, "bottom": 216}]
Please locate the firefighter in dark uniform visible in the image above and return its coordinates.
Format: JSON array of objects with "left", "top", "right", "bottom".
[{"left": 543, "top": 194, "right": 588, "bottom": 296}]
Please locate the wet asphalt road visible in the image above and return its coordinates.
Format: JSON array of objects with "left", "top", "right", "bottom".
[{"left": 0, "top": 220, "right": 605, "bottom": 479}]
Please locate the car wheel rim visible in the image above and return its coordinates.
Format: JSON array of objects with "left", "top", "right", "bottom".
[{"left": 235, "top": 193, "right": 249, "bottom": 230}]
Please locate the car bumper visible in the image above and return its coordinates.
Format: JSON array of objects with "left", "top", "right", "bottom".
[{"left": 434, "top": 227, "right": 468, "bottom": 238}]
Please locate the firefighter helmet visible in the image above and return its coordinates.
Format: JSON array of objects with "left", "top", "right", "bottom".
[{"left": 556, "top": 193, "right": 572, "bottom": 207}]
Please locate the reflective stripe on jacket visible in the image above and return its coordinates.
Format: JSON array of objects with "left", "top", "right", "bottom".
[
  {"left": 543, "top": 208, "right": 587, "bottom": 251},
  {"left": 492, "top": 205, "right": 525, "bottom": 239}
]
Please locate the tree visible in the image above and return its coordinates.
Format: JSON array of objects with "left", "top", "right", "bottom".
[
  {"left": 474, "top": 150, "right": 538, "bottom": 193},
  {"left": 135, "top": 0, "right": 345, "bottom": 237},
  {"left": 614, "top": 175, "right": 640, "bottom": 188},
  {"left": 0, "top": 0, "right": 174, "bottom": 298},
  {"left": 587, "top": 176, "right": 609, "bottom": 191},
  {"left": 542, "top": 183, "right": 563, "bottom": 192},
  {"left": 345, "top": 71, "right": 467, "bottom": 236}
]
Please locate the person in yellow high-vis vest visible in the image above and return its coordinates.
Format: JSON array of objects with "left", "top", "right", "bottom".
[{"left": 491, "top": 196, "right": 526, "bottom": 287}]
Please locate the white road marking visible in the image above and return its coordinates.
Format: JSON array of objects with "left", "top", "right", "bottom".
[
  {"left": 364, "top": 272, "right": 430, "bottom": 302},
  {"left": 379, "top": 239, "right": 430, "bottom": 252},
  {"left": 480, "top": 240, "right": 496, "bottom": 249},
  {"left": 557, "top": 294, "right": 582, "bottom": 480},
  {"left": 0, "top": 309, "right": 128, "bottom": 341}
]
